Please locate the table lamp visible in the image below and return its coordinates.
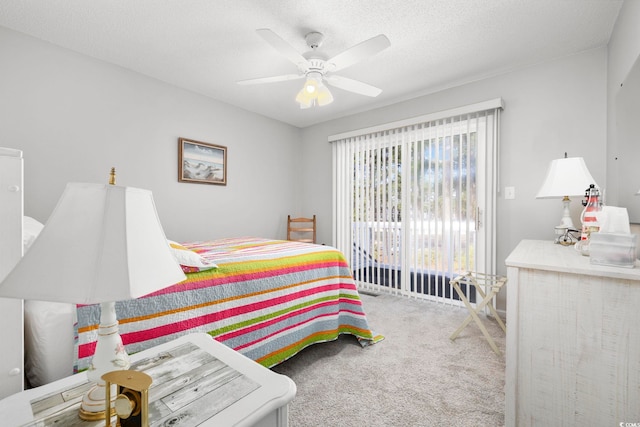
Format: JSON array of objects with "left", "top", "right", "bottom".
[
  {"left": 0, "top": 172, "right": 186, "bottom": 420},
  {"left": 536, "top": 153, "right": 597, "bottom": 236}
]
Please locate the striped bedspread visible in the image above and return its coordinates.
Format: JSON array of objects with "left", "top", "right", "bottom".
[{"left": 75, "top": 237, "right": 382, "bottom": 372}]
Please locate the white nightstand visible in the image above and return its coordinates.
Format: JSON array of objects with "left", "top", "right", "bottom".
[{"left": 0, "top": 333, "right": 296, "bottom": 426}]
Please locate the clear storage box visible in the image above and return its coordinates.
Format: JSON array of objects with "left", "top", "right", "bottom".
[{"left": 589, "top": 232, "right": 637, "bottom": 268}]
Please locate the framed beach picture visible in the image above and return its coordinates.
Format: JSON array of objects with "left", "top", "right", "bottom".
[{"left": 178, "top": 138, "right": 227, "bottom": 185}]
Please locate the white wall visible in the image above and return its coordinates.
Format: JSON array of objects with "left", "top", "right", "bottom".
[
  {"left": 606, "top": 0, "right": 640, "bottom": 211},
  {"left": 300, "top": 47, "right": 608, "bottom": 308},
  {"left": 0, "top": 26, "right": 301, "bottom": 242}
]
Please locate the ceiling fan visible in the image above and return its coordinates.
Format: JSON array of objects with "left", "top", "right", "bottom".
[{"left": 237, "top": 29, "right": 391, "bottom": 108}]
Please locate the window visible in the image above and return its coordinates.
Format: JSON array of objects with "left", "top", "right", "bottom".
[{"left": 331, "top": 99, "right": 503, "bottom": 304}]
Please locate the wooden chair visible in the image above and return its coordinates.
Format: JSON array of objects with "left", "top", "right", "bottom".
[{"left": 287, "top": 215, "right": 316, "bottom": 244}]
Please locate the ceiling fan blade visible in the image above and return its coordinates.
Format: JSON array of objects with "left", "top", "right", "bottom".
[
  {"left": 325, "top": 75, "right": 383, "bottom": 97},
  {"left": 327, "top": 34, "right": 390, "bottom": 72},
  {"left": 256, "top": 29, "right": 309, "bottom": 68},
  {"left": 237, "top": 74, "right": 303, "bottom": 85}
]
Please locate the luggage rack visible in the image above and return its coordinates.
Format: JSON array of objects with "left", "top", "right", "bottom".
[{"left": 449, "top": 272, "right": 507, "bottom": 355}]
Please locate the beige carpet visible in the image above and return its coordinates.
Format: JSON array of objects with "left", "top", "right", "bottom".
[{"left": 271, "top": 293, "right": 505, "bottom": 427}]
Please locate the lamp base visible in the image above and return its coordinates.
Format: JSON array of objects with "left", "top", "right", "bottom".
[
  {"left": 558, "top": 195, "right": 575, "bottom": 230},
  {"left": 79, "top": 383, "right": 115, "bottom": 420},
  {"left": 79, "top": 301, "right": 130, "bottom": 420}
]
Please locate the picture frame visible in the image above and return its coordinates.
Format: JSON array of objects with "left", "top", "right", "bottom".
[{"left": 178, "top": 138, "right": 227, "bottom": 185}]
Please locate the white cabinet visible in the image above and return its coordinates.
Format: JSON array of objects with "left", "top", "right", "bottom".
[
  {"left": 0, "top": 298, "right": 23, "bottom": 397},
  {"left": 0, "top": 148, "right": 24, "bottom": 398},
  {"left": 505, "top": 240, "right": 640, "bottom": 426}
]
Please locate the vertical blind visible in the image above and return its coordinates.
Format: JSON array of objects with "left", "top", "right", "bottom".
[{"left": 331, "top": 99, "right": 503, "bottom": 303}]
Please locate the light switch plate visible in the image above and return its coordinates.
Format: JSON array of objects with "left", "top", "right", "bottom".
[{"left": 505, "top": 187, "right": 515, "bottom": 200}]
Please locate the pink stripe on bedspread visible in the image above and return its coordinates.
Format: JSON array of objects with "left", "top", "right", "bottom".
[{"left": 75, "top": 237, "right": 380, "bottom": 371}]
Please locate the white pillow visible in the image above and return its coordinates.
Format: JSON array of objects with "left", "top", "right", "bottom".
[
  {"left": 167, "top": 240, "right": 218, "bottom": 273},
  {"left": 23, "top": 216, "right": 44, "bottom": 253}
]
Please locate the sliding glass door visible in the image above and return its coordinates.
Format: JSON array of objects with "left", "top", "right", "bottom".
[{"left": 332, "top": 101, "right": 501, "bottom": 304}]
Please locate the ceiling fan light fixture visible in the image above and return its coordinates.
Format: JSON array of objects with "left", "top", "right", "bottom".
[
  {"left": 304, "top": 79, "right": 317, "bottom": 94},
  {"left": 316, "top": 83, "right": 334, "bottom": 106},
  {"left": 295, "top": 87, "right": 314, "bottom": 109},
  {"left": 296, "top": 73, "right": 333, "bottom": 109},
  {"left": 304, "top": 72, "right": 322, "bottom": 93}
]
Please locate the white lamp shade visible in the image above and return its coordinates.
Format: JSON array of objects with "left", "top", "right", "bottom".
[
  {"left": 0, "top": 183, "right": 186, "bottom": 304},
  {"left": 536, "top": 157, "right": 597, "bottom": 198}
]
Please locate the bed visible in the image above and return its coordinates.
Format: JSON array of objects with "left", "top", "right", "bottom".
[{"left": 23, "top": 229, "right": 383, "bottom": 387}]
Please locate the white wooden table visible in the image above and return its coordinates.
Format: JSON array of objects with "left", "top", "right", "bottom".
[{"left": 0, "top": 333, "right": 296, "bottom": 427}]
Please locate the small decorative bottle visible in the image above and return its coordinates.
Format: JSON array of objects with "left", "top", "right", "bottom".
[{"left": 578, "top": 184, "right": 602, "bottom": 255}]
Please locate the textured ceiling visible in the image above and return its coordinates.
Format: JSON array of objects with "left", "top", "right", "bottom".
[{"left": 0, "top": 0, "right": 624, "bottom": 128}]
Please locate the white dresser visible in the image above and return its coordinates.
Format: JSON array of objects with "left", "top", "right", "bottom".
[{"left": 505, "top": 240, "right": 640, "bottom": 426}]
